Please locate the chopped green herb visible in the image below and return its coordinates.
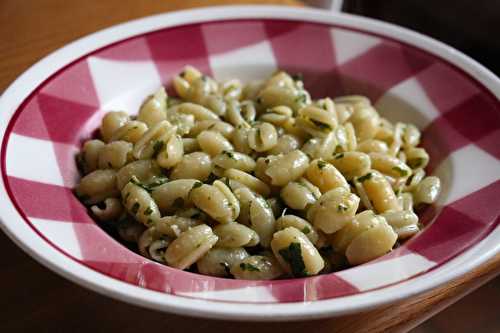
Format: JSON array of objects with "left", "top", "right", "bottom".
[
  {"left": 131, "top": 202, "right": 140, "bottom": 215},
  {"left": 335, "top": 153, "right": 344, "bottom": 159},
  {"left": 392, "top": 166, "right": 409, "bottom": 177},
  {"left": 239, "top": 262, "right": 260, "bottom": 272},
  {"left": 334, "top": 144, "right": 343, "bottom": 153},
  {"left": 310, "top": 119, "right": 332, "bottom": 132},
  {"left": 152, "top": 140, "right": 165, "bottom": 157},
  {"left": 278, "top": 242, "right": 308, "bottom": 277},
  {"left": 191, "top": 181, "right": 203, "bottom": 191},
  {"left": 337, "top": 203, "right": 349, "bottom": 212},
  {"left": 256, "top": 97, "right": 263, "bottom": 104},
  {"left": 147, "top": 218, "right": 153, "bottom": 225},
  {"left": 407, "top": 158, "right": 424, "bottom": 169},
  {"left": 196, "top": 243, "right": 202, "bottom": 248},
  {"left": 208, "top": 123, "right": 216, "bottom": 130},
  {"left": 357, "top": 173, "right": 373, "bottom": 182},
  {"left": 125, "top": 192, "right": 131, "bottom": 200},
  {"left": 295, "top": 93, "right": 307, "bottom": 104},
  {"left": 301, "top": 226, "right": 311, "bottom": 234},
  {"left": 264, "top": 158, "right": 270, "bottom": 164},
  {"left": 317, "top": 160, "right": 328, "bottom": 169},
  {"left": 222, "top": 150, "right": 235, "bottom": 159},
  {"left": 144, "top": 206, "right": 154, "bottom": 216},
  {"left": 224, "top": 177, "right": 232, "bottom": 191},
  {"left": 129, "top": 176, "right": 158, "bottom": 193}
]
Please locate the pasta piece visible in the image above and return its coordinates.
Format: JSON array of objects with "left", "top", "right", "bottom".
[
  {"left": 405, "top": 147, "right": 429, "bottom": 170},
  {"left": 170, "top": 152, "right": 212, "bottom": 181},
  {"left": 248, "top": 122, "right": 278, "bottom": 152},
  {"left": 356, "top": 171, "right": 401, "bottom": 213},
  {"left": 357, "top": 139, "right": 389, "bottom": 154},
  {"left": 100, "top": 111, "right": 129, "bottom": 143},
  {"left": 268, "top": 134, "right": 301, "bottom": 155},
  {"left": 403, "top": 124, "right": 421, "bottom": 148},
  {"left": 98, "top": 141, "right": 133, "bottom": 170},
  {"left": 348, "top": 105, "right": 380, "bottom": 141},
  {"left": 182, "top": 137, "right": 200, "bottom": 153},
  {"left": 189, "top": 119, "right": 234, "bottom": 139},
  {"left": 230, "top": 254, "right": 284, "bottom": 280},
  {"left": 224, "top": 168, "right": 270, "bottom": 197},
  {"left": 413, "top": 176, "right": 441, "bottom": 205},
  {"left": 301, "top": 132, "right": 337, "bottom": 160},
  {"left": 190, "top": 181, "right": 239, "bottom": 224},
  {"left": 197, "top": 130, "right": 233, "bottom": 156},
  {"left": 212, "top": 151, "right": 256, "bottom": 176},
  {"left": 79, "top": 139, "right": 105, "bottom": 174},
  {"left": 110, "top": 120, "right": 148, "bottom": 144},
  {"left": 259, "top": 105, "right": 293, "bottom": 126},
  {"left": 197, "top": 247, "right": 249, "bottom": 277},
  {"left": 307, "top": 187, "right": 360, "bottom": 234},
  {"left": 369, "top": 153, "right": 412, "bottom": 180},
  {"left": 121, "top": 181, "right": 161, "bottom": 226},
  {"left": 381, "top": 210, "right": 419, "bottom": 239},
  {"left": 329, "top": 151, "right": 371, "bottom": 180},
  {"left": 280, "top": 177, "right": 320, "bottom": 210},
  {"left": 296, "top": 105, "right": 338, "bottom": 138},
  {"left": 176, "top": 102, "right": 219, "bottom": 121},
  {"left": 271, "top": 227, "right": 324, "bottom": 277},
  {"left": 116, "top": 159, "right": 163, "bottom": 191},
  {"left": 137, "top": 87, "right": 167, "bottom": 127},
  {"left": 90, "top": 198, "right": 123, "bottom": 222},
  {"left": 155, "top": 215, "right": 203, "bottom": 238},
  {"left": 305, "top": 159, "right": 349, "bottom": 193},
  {"left": 248, "top": 195, "right": 276, "bottom": 248},
  {"left": 156, "top": 134, "right": 184, "bottom": 169},
  {"left": 213, "top": 223, "right": 260, "bottom": 248},
  {"left": 76, "top": 169, "right": 119, "bottom": 204},
  {"left": 265, "top": 150, "right": 309, "bottom": 186},
  {"left": 164, "top": 224, "right": 218, "bottom": 269},
  {"left": 133, "top": 120, "right": 175, "bottom": 159},
  {"left": 276, "top": 215, "right": 319, "bottom": 245},
  {"left": 151, "top": 179, "right": 198, "bottom": 213}
]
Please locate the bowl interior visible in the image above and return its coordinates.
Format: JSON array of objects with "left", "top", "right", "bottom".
[{"left": 2, "top": 18, "right": 499, "bottom": 304}]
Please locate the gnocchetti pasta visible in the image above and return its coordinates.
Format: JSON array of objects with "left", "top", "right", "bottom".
[{"left": 75, "top": 66, "right": 441, "bottom": 280}]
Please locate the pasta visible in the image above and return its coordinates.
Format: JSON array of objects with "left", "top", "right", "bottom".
[{"left": 76, "top": 67, "right": 441, "bottom": 280}]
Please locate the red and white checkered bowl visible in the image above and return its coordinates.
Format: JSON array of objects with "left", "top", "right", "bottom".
[{"left": 0, "top": 6, "right": 499, "bottom": 321}]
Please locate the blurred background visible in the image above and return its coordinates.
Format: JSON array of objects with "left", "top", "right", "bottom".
[{"left": 0, "top": 1, "right": 498, "bottom": 332}]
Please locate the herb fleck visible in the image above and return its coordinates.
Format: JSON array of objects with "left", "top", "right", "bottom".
[
  {"left": 278, "top": 242, "right": 308, "bottom": 277},
  {"left": 337, "top": 203, "right": 349, "bottom": 212},
  {"left": 152, "top": 140, "right": 165, "bottom": 157},
  {"left": 310, "top": 119, "right": 331, "bottom": 132},
  {"left": 131, "top": 202, "right": 140, "bottom": 215},
  {"left": 335, "top": 153, "right": 344, "bottom": 159},
  {"left": 144, "top": 206, "right": 154, "bottom": 216},
  {"left": 302, "top": 226, "right": 311, "bottom": 234},
  {"left": 222, "top": 150, "right": 235, "bottom": 159},
  {"left": 191, "top": 181, "right": 203, "bottom": 191},
  {"left": 317, "top": 160, "right": 328, "bottom": 169},
  {"left": 357, "top": 173, "right": 373, "bottom": 182},
  {"left": 407, "top": 158, "right": 424, "bottom": 169},
  {"left": 392, "top": 166, "right": 409, "bottom": 177},
  {"left": 239, "top": 262, "right": 260, "bottom": 272},
  {"left": 295, "top": 93, "right": 307, "bottom": 104}
]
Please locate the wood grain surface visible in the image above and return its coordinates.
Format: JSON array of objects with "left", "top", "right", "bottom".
[{"left": 0, "top": 1, "right": 499, "bottom": 332}]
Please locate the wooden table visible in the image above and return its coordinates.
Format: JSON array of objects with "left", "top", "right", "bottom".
[{"left": 1, "top": 1, "right": 499, "bottom": 332}]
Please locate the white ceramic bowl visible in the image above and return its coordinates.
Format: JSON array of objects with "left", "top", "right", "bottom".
[{"left": 0, "top": 6, "right": 499, "bottom": 321}]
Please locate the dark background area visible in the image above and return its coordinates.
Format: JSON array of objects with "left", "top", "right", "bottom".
[{"left": 345, "top": 0, "right": 500, "bottom": 76}]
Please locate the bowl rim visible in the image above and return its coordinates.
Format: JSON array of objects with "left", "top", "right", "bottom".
[{"left": 0, "top": 5, "right": 499, "bottom": 321}]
